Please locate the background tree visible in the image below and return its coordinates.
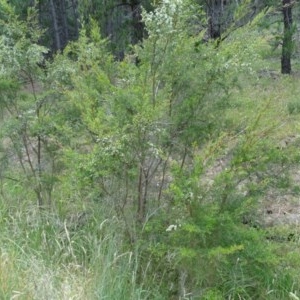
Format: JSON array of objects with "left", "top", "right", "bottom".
[
  {"left": 78, "top": 0, "right": 150, "bottom": 59},
  {"left": 281, "top": 0, "right": 294, "bottom": 74}
]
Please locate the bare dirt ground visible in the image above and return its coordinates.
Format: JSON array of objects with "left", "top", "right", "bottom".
[{"left": 201, "top": 137, "right": 300, "bottom": 229}]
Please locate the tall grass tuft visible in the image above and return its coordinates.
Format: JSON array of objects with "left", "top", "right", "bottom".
[{"left": 0, "top": 198, "right": 159, "bottom": 299}]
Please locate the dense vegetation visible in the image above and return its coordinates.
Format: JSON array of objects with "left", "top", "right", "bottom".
[{"left": 1, "top": 0, "right": 300, "bottom": 299}]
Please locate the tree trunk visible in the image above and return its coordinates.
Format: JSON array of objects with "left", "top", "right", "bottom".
[
  {"left": 208, "top": 0, "right": 222, "bottom": 39},
  {"left": 131, "top": 1, "right": 144, "bottom": 44},
  {"left": 60, "top": 0, "right": 69, "bottom": 48},
  {"left": 281, "top": 0, "right": 293, "bottom": 74},
  {"left": 49, "top": 0, "right": 61, "bottom": 51},
  {"left": 71, "top": 0, "right": 79, "bottom": 39}
]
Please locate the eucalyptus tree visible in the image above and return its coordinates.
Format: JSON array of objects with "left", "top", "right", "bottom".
[
  {"left": 198, "top": 0, "right": 259, "bottom": 40},
  {"left": 7, "top": 0, "right": 79, "bottom": 52},
  {"left": 79, "top": 0, "right": 152, "bottom": 59},
  {"left": 8, "top": 0, "right": 150, "bottom": 56},
  {"left": 204, "top": 0, "right": 297, "bottom": 74},
  {"left": 255, "top": 0, "right": 296, "bottom": 74},
  {"left": 40, "top": 0, "right": 79, "bottom": 51},
  {"left": 204, "top": 0, "right": 232, "bottom": 39}
]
